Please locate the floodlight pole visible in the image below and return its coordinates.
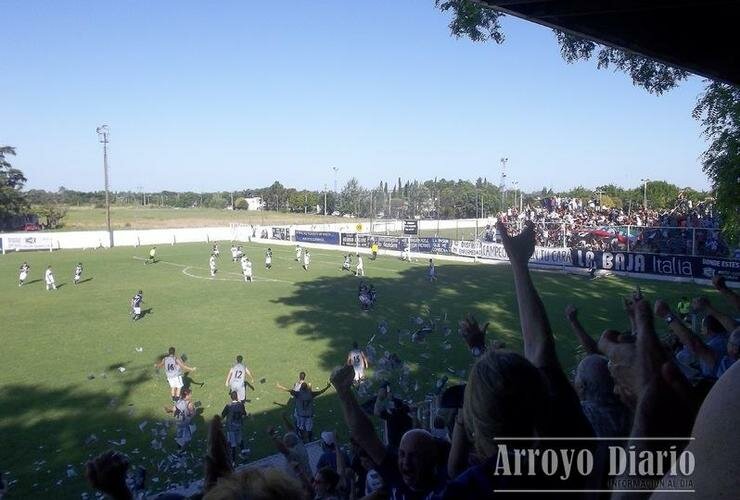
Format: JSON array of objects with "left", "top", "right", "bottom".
[
  {"left": 323, "top": 184, "right": 328, "bottom": 216},
  {"left": 97, "top": 125, "right": 113, "bottom": 248},
  {"left": 640, "top": 178, "right": 650, "bottom": 210}
]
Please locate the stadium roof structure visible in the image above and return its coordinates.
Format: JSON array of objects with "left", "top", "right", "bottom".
[{"left": 477, "top": 0, "right": 739, "bottom": 86}]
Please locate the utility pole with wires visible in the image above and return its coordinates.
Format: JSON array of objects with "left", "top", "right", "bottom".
[
  {"left": 96, "top": 125, "right": 113, "bottom": 248},
  {"left": 499, "top": 157, "right": 508, "bottom": 212}
]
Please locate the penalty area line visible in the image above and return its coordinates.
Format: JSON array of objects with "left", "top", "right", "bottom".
[{"left": 133, "top": 256, "right": 294, "bottom": 284}]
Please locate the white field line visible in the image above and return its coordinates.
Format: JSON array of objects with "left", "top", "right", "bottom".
[{"left": 132, "top": 256, "right": 295, "bottom": 284}]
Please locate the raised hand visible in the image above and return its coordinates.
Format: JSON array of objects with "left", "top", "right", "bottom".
[
  {"left": 330, "top": 365, "right": 355, "bottom": 395},
  {"left": 598, "top": 329, "right": 638, "bottom": 409},
  {"left": 498, "top": 220, "right": 535, "bottom": 266},
  {"left": 85, "top": 450, "right": 131, "bottom": 500},
  {"left": 459, "top": 315, "right": 489, "bottom": 351},
  {"left": 204, "top": 415, "right": 233, "bottom": 492},
  {"left": 653, "top": 299, "right": 672, "bottom": 319}
]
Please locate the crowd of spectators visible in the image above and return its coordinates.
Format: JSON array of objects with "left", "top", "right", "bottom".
[
  {"left": 82, "top": 222, "right": 739, "bottom": 499},
  {"left": 487, "top": 194, "right": 729, "bottom": 257}
]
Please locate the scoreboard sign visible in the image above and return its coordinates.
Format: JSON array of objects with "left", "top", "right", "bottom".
[{"left": 403, "top": 220, "right": 419, "bottom": 235}]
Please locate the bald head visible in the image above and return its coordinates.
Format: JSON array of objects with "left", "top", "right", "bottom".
[
  {"left": 575, "top": 354, "right": 614, "bottom": 401},
  {"left": 398, "top": 429, "right": 438, "bottom": 492}
]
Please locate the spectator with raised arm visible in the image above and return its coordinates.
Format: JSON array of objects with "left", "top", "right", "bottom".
[
  {"left": 712, "top": 275, "right": 740, "bottom": 311},
  {"left": 654, "top": 299, "right": 732, "bottom": 378},
  {"left": 330, "top": 365, "right": 446, "bottom": 499}
]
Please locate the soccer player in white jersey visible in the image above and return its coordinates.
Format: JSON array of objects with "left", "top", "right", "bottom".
[
  {"left": 212, "top": 244, "right": 220, "bottom": 257},
  {"left": 355, "top": 254, "right": 365, "bottom": 277},
  {"left": 225, "top": 355, "right": 254, "bottom": 403},
  {"left": 295, "top": 245, "right": 302, "bottom": 262},
  {"left": 155, "top": 346, "right": 196, "bottom": 402},
  {"left": 402, "top": 244, "right": 411, "bottom": 261},
  {"left": 342, "top": 254, "right": 352, "bottom": 272},
  {"left": 265, "top": 248, "right": 272, "bottom": 270},
  {"left": 235, "top": 246, "right": 244, "bottom": 261},
  {"left": 242, "top": 258, "right": 253, "bottom": 282},
  {"left": 73, "top": 262, "right": 84, "bottom": 285},
  {"left": 346, "top": 341, "right": 369, "bottom": 383},
  {"left": 427, "top": 258, "right": 437, "bottom": 282},
  {"left": 302, "top": 250, "right": 310, "bottom": 271},
  {"left": 18, "top": 262, "right": 30, "bottom": 286},
  {"left": 131, "top": 290, "right": 144, "bottom": 321},
  {"left": 209, "top": 254, "right": 217, "bottom": 278},
  {"left": 230, "top": 245, "right": 238, "bottom": 262},
  {"left": 44, "top": 265, "right": 57, "bottom": 290}
]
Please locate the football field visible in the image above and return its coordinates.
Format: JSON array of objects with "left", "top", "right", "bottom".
[{"left": 0, "top": 241, "right": 717, "bottom": 497}]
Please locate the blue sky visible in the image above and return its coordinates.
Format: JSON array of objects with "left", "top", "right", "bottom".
[{"left": 1, "top": 0, "right": 709, "bottom": 193}]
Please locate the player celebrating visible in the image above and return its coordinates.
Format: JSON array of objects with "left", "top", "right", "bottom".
[
  {"left": 18, "top": 262, "right": 30, "bottom": 286},
  {"left": 355, "top": 254, "right": 365, "bottom": 277},
  {"left": 230, "top": 244, "right": 239, "bottom": 262},
  {"left": 242, "top": 257, "right": 253, "bottom": 282},
  {"left": 276, "top": 380, "right": 331, "bottom": 443},
  {"left": 130, "top": 290, "right": 144, "bottom": 321},
  {"left": 236, "top": 246, "right": 244, "bottom": 261},
  {"left": 295, "top": 245, "right": 302, "bottom": 262},
  {"left": 73, "top": 262, "right": 84, "bottom": 285},
  {"left": 145, "top": 246, "right": 157, "bottom": 265},
  {"left": 212, "top": 244, "right": 220, "bottom": 258},
  {"left": 302, "top": 250, "right": 310, "bottom": 271},
  {"left": 265, "top": 248, "right": 272, "bottom": 270},
  {"left": 341, "top": 254, "right": 352, "bottom": 272},
  {"left": 155, "top": 346, "right": 196, "bottom": 402},
  {"left": 221, "top": 391, "right": 247, "bottom": 463},
  {"left": 225, "top": 355, "right": 254, "bottom": 403},
  {"left": 347, "top": 342, "right": 369, "bottom": 383},
  {"left": 172, "top": 388, "right": 195, "bottom": 449},
  {"left": 44, "top": 265, "right": 57, "bottom": 291},
  {"left": 209, "top": 254, "right": 217, "bottom": 278},
  {"left": 427, "top": 258, "right": 437, "bottom": 282}
]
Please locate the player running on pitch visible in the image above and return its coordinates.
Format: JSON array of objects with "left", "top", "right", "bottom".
[
  {"left": 131, "top": 290, "right": 144, "bottom": 321},
  {"left": 427, "top": 258, "right": 437, "bottom": 282},
  {"left": 145, "top": 246, "right": 157, "bottom": 264},
  {"left": 302, "top": 250, "right": 310, "bottom": 271},
  {"left": 212, "top": 244, "right": 220, "bottom": 258},
  {"left": 45, "top": 265, "right": 57, "bottom": 291},
  {"left": 155, "top": 346, "right": 196, "bottom": 402},
  {"left": 230, "top": 244, "right": 239, "bottom": 262},
  {"left": 209, "top": 254, "right": 217, "bottom": 278},
  {"left": 265, "top": 248, "right": 272, "bottom": 270},
  {"left": 242, "top": 257, "right": 253, "bottom": 282},
  {"left": 355, "top": 254, "right": 365, "bottom": 277},
  {"left": 225, "top": 355, "right": 254, "bottom": 403},
  {"left": 341, "top": 254, "right": 352, "bottom": 272},
  {"left": 18, "top": 262, "right": 30, "bottom": 286},
  {"left": 73, "top": 262, "right": 84, "bottom": 285},
  {"left": 295, "top": 245, "right": 302, "bottom": 262},
  {"left": 221, "top": 391, "right": 248, "bottom": 462},
  {"left": 346, "top": 341, "right": 369, "bottom": 383}
]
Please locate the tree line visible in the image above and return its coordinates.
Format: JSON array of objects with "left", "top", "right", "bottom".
[{"left": 0, "top": 144, "right": 713, "bottom": 231}]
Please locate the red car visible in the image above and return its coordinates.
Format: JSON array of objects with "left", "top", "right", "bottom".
[{"left": 23, "top": 222, "right": 41, "bottom": 231}]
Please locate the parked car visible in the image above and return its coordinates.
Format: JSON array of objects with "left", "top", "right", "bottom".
[{"left": 23, "top": 222, "right": 41, "bottom": 231}]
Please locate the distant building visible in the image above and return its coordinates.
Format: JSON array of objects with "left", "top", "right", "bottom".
[{"left": 245, "top": 197, "right": 265, "bottom": 211}]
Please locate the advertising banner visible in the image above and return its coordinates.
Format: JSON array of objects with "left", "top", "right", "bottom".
[
  {"left": 294, "top": 230, "right": 340, "bottom": 245},
  {"left": 5, "top": 235, "right": 52, "bottom": 251},
  {"left": 571, "top": 249, "right": 740, "bottom": 283},
  {"left": 451, "top": 240, "right": 570, "bottom": 266}
]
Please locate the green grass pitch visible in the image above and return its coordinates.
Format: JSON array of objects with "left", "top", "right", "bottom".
[{"left": 0, "top": 242, "right": 717, "bottom": 497}]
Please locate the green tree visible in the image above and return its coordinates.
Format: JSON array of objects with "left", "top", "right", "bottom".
[
  {"left": 35, "top": 204, "right": 68, "bottom": 229},
  {"left": 0, "top": 146, "right": 29, "bottom": 224},
  {"left": 435, "top": 0, "right": 738, "bottom": 243},
  {"left": 693, "top": 82, "right": 740, "bottom": 244}
]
